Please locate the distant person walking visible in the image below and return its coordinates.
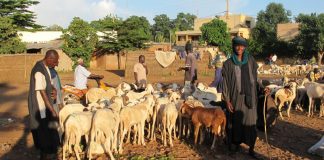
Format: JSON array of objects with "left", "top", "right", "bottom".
[{"left": 28, "top": 50, "right": 60, "bottom": 160}]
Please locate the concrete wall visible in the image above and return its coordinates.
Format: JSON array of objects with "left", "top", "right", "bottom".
[
  {"left": 0, "top": 50, "right": 73, "bottom": 83},
  {"left": 219, "top": 14, "right": 256, "bottom": 29},
  {"left": 194, "top": 18, "right": 214, "bottom": 31},
  {"left": 56, "top": 50, "right": 73, "bottom": 72},
  {"left": 90, "top": 54, "right": 126, "bottom": 70},
  {"left": 193, "top": 15, "right": 255, "bottom": 32}
]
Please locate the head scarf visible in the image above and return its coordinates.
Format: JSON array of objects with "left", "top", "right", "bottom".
[{"left": 231, "top": 37, "right": 249, "bottom": 66}]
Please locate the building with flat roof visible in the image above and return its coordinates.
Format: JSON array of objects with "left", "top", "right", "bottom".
[{"left": 175, "top": 14, "right": 255, "bottom": 46}]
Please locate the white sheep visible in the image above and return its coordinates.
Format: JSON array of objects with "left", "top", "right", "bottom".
[
  {"left": 116, "top": 82, "right": 132, "bottom": 96},
  {"left": 151, "top": 91, "right": 180, "bottom": 141},
  {"left": 58, "top": 104, "right": 89, "bottom": 141},
  {"left": 62, "top": 112, "right": 94, "bottom": 160},
  {"left": 86, "top": 87, "right": 116, "bottom": 104},
  {"left": 192, "top": 83, "right": 221, "bottom": 105},
  {"left": 124, "top": 84, "right": 154, "bottom": 103},
  {"left": 118, "top": 94, "right": 155, "bottom": 153},
  {"left": 88, "top": 96, "right": 124, "bottom": 160},
  {"left": 158, "top": 102, "right": 178, "bottom": 147},
  {"left": 305, "top": 82, "right": 324, "bottom": 117},
  {"left": 274, "top": 82, "right": 297, "bottom": 119}
]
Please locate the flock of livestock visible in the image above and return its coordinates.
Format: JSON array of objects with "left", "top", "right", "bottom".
[
  {"left": 59, "top": 75, "right": 324, "bottom": 160},
  {"left": 257, "top": 63, "right": 321, "bottom": 76},
  {"left": 60, "top": 82, "right": 226, "bottom": 160}
]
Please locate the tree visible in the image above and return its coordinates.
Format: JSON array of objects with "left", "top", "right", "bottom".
[
  {"left": 90, "top": 14, "right": 123, "bottom": 31},
  {"left": 62, "top": 17, "right": 98, "bottom": 68},
  {"left": 152, "top": 14, "right": 172, "bottom": 42},
  {"left": 95, "top": 15, "right": 124, "bottom": 69},
  {"left": 173, "top": 12, "right": 197, "bottom": 31},
  {"left": 95, "top": 15, "right": 123, "bottom": 52},
  {"left": 250, "top": 3, "right": 291, "bottom": 56},
  {"left": 44, "top": 24, "right": 63, "bottom": 31},
  {"left": 295, "top": 13, "right": 324, "bottom": 65},
  {"left": 0, "top": 0, "right": 42, "bottom": 29},
  {"left": 119, "top": 16, "right": 151, "bottom": 49},
  {"left": 200, "top": 18, "right": 232, "bottom": 55},
  {"left": 0, "top": 17, "right": 26, "bottom": 54}
]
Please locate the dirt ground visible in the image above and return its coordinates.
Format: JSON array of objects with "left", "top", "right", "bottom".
[{"left": 0, "top": 70, "right": 323, "bottom": 160}]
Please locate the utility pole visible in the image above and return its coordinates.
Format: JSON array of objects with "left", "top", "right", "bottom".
[
  {"left": 226, "top": 0, "right": 229, "bottom": 19},
  {"left": 169, "top": 30, "right": 172, "bottom": 50}
]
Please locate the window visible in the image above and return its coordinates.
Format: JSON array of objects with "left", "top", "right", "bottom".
[
  {"left": 245, "top": 20, "right": 251, "bottom": 28},
  {"left": 178, "top": 36, "right": 186, "bottom": 41}
]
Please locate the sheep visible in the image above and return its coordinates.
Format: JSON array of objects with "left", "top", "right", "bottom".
[
  {"left": 118, "top": 94, "right": 155, "bottom": 153},
  {"left": 295, "top": 87, "right": 307, "bottom": 112},
  {"left": 180, "top": 102, "right": 226, "bottom": 149},
  {"left": 116, "top": 82, "right": 132, "bottom": 96},
  {"left": 87, "top": 96, "right": 124, "bottom": 160},
  {"left": 124, "top": 84, "right": 154, "bottom": 103},
  {"left": 178, "top": 99, "right": 204, "bottom": 139},
  {"left": 85, "top": 88, "right": 116, "bottom": 104},
  {"left": 158, "top": 102, "right": 178, "bottom": 147},
  {"left": 282, "top": 76, "right": 289, "bottom": 86},
  {"left": 192, "top": 83, "right": 220, "bottom": 105},
  {"left": 186, "top": 96, "right": 205, "bottom": 107},
  {"left": 58, "top": 104, "right": 90, "bottom": 141},
  {"left": 62, "top": 112, "right": 94, "bottom": 160},
  {"left": 151, "top": 91, "right": 181, "bottom": 141},
  {"left": 319, "top": 97, "right": 324, "bottom": 117},
  {"left": 305, "top": 82, "right": 324, "bottom": 117},
  {"left": 274, "top": 82, "right": 297, "bottom": 119}
]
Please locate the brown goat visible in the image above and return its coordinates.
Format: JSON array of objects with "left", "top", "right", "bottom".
[{"left": 181, "top": 103, "right": 226, "bottom": 149}]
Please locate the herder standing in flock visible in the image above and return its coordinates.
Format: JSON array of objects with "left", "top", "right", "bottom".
[{"left": 222, "top": 37, "right": 259, "bottom": 157}]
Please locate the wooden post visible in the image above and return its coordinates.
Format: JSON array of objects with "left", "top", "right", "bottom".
[
  {"left": 24, "top": 52, "right": 27, "bottom": 81},
  {"left": 124, "top": 51, "right": 128, "bottom": 78}
]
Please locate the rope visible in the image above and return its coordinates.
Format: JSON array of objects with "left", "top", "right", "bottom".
[{"left": 263, "top": 92, "right": 272, "bottom": 160}]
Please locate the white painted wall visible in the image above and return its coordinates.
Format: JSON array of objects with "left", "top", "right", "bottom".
[
  {"left": 18, "top": 31, "right": 62, "bottom": 43},
  {"left": 18, "top": 31, "right": 117, "bottom": 43}
]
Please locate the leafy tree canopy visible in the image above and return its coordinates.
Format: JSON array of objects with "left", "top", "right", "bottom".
[
  {"left": 173, "top": 12, "right": 197, "bottom": 31},
  {"left": 250, "top": 2, "right": 291, "bottom": 55},
  {"left": 200, "top": 18, "right": 232, "bottom": 55},
  {"left": 0, "top": 16, "right": 26, "bottom": 54},
  {"left": 295, "top": 13, "right": 324, "bottom": 65},
  {"left": 152, "top": 14, "right": 172, "bottom": 42},
  {"left": 0, "top": 0, "right": 42, "bottom": 29},
  {"left": 62, "top": 17, "right": 98, "bottom": 68}
]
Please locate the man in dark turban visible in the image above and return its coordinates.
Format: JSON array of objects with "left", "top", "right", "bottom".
[{"left": 222, "top": 37, "right": 258, "bottom": 157}]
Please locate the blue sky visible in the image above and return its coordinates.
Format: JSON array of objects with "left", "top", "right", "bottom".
[{"left": 30, "top": 0, "right": 324, "bottom": 27}]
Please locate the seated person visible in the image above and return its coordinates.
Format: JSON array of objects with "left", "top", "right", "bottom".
[{"left": 74, "top": 58, "right": 103, "bottom": 94}]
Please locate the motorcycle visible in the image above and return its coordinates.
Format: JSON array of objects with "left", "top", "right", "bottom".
[{"left": 62, "top": 76, "right": 109, "bottom": 105}]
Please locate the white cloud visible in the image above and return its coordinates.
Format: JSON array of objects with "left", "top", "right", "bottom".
[{"left": 30, "top": 0, "right": 116, "bottom": 28}]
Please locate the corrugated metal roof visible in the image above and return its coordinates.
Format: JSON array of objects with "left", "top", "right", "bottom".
[{"left": 26, "top": 40, "right": 64, "bottom": 49}]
